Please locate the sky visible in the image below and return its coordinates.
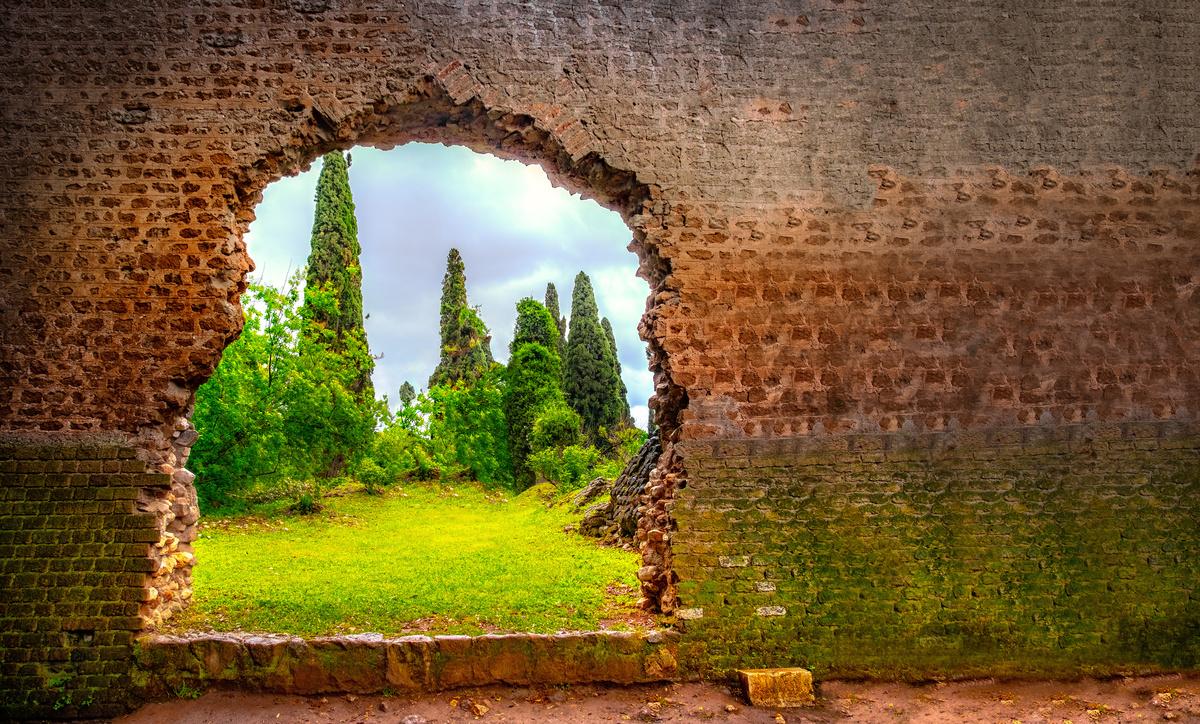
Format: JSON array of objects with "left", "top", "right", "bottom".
[{"left": 243, "top": 143, "right": 653, "bottom": 429}]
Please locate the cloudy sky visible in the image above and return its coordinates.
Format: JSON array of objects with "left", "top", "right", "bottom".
[{"left": 243, "top": 144, "right": 653, "bottom": 429}]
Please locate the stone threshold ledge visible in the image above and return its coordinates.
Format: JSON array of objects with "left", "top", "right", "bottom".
[{"left": 132, "top": 630, "right": 681, "bottom": 699}]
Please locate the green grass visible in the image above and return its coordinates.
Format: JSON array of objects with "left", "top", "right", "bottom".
[{"left": 172, "top": 483, "right": 645, "bottom": 637}]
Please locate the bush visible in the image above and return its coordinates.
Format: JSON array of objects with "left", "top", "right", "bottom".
[
  {"left": 530, "top": 403, "right": 584, "bottom": 451},
  {"left": 529, "top": 444, "right": 600, "bottom": 491},
  {"left": 420, "top": 366, "right": 513, "bottom": 489},
  {"left": 356, "top": 458, "right": 388, "bottom": 495}
]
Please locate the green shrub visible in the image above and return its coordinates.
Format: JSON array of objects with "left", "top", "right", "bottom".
[
  {"left": 356, "top": 458, "right": 388, "bottom": 495},
  {"left": 529, "top": 444, "right": 600, "bottom": 491}
]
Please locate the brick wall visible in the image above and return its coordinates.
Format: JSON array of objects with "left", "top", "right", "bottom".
[
  {"left": 0, "top": 444, "right": 162, "bottom": 720},
  {"left": 1, "top": 0, "right": 1200, "bottom": 714},
  {"left": 671, "top": 422, "right": 1200, "bottom": 678}
]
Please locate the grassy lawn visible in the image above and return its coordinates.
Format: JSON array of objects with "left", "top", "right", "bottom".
[{"left": 170, "top": 484, "right": 647, "bottom": 637}]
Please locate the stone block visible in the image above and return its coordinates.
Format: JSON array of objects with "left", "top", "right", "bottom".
[{"left": 738, "top": 667, "right": 815, "bottom": 708}]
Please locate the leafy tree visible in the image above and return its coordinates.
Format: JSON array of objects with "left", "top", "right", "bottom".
[
  {"left": 302, "top": 151, "right": 372, "bottom": 393},
  {"left": 429, "top": 248, "right": 494, "bottom": 388},
  {"left": 190, "top": 274, "right": 382, "bottom": 508},
  {"left": 544, "top": 282, "right": 567, "bottom": 355},
  {"left": 528, "top": 445, "right": 598, "bottom": 491},
  {"left": 601, "top": 317, "right": 632, "bottom": 425},
  {"left": 284, "top": 279, "right": 380, "bottom": 481},
  {"left": 504, "top": 298, "right": 565, "bottom": 491},
  {"left": 563, "top": 272, "right": 624, "bottom": 445},
  {"left": 527, "top": 403, "right": 596, "bottom": 491},
  {"left": 190, "top": 283, "right": 295, "bottom": 505},
  {"left": 421, "top": 366, "right": 512, "bottom": 487}
]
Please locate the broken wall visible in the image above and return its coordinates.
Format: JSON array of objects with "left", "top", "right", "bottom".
[{"left": 2, "top": 0, "right": 1199, "bottom": 717}]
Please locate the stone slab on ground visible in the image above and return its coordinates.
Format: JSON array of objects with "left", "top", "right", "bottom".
[{"left": 738, "top": 668, "right": 815, "bottom": 708}]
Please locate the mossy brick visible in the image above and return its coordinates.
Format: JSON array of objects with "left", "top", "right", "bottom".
[
  {"left": 106, "top": 616, "right": 143, "bottom": 631},
  {"left": 76, "top": 460, "right": 102, "bottom": 474},
  {"left": 118, "top": 460, "right": 146, "bottom": 474}
]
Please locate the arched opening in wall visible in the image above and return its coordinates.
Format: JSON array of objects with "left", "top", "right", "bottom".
[{"left": 153, "top": 82, "right": 684, "bottom": 638}]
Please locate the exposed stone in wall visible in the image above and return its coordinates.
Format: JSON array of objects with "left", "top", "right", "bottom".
[
  {"left": 635, "top": 442, "right": 684, "bottom": 613},
  {"left": 613, "top": 434, "right": 662, "bottom": 537},
  {"left": 577, "top": 434, "right": 662, "bottom": 542}
]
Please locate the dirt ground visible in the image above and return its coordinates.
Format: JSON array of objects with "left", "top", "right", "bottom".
[{"left": 113, "top": 674, "right": 1200, "bottom": 724}]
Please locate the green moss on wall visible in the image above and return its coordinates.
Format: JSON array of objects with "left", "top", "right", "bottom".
[
  {"left": 672, "top": 426, "right": 1200, "bottom": 680},
  {"left": 0, "top": 444, "right": 161, "bottom": 720}
]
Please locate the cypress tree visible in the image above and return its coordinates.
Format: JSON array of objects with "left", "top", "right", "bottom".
[
  {"left": 563, "top": 272, "right": 623, "bottom": 444},
  {"left": 304, "top": 152, "right": 365, "bottom": 341},
  {"left": 398, "top": 381, "right": 416, "bottom": 407},
  {"left": 544, "top": 282, "right": 567, "bottom": 355},
  {"left": 601, "top": 317, "right": 632, "bottom": 425},
  {"left": 504, "top": 298, "right": 565, "bottom": 491},
  {"left": 295, "top": 151, "right": 377, "bottom": 481},
  {"left": 428, "top": 248, "right": 494, "bottom": 388},
  {"left": 302, "top": 150, "right": 373, "bottom": 391}
]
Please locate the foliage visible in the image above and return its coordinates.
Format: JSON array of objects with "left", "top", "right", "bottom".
[
  {"left": 419, "top": 366, "right": 513, "bottom": 488},
  {"left": 563, "top": 272, "right": 625, "bottom": 445},
  {"left": 591, "top": 425, "right": 648, "bottom": 481},
  {"left": 504, "top": 298, "right": 566, "bottom": 492},
  {"left": 356, "top": 458, "right": 388, "bottom": 495},
  {"left": 528, "top": 444, "right": 600, "bottom": 491},
  {"left": 544, "top": 282, "right": 567, "bottom": 355},
  {"left": 525, "top": 403, "right": 599, "bottom": 490},
  {"left": 601, "top": 316, "right": 632, "bottom": 425},
  {"left": 429, "top": 248, "right": 494, "bottom": 388},
  {"left": 302, "top": 151, "right": 372, "bottom": 393},
  {"left": 530, "top": 402, "right": 584, "bottom": 451},
  {"left": 510, "top": 297, "right": 561, "bottom": 353},
  {"left": 179, "top": 485, "right": 642, "bottom": 636},
  {"left": 236, "top": 477, "right": 330, "bottom": 506},
  {"left": 190, "top": 274, "right": 383, "bottom": 509}
]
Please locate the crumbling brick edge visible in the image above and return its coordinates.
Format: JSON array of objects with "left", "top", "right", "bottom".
[{"left": 131, "top": 630, "right": 683, "bottom": 701}]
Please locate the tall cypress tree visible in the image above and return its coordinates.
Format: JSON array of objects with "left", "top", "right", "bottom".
[
  {"left": 504, "top": 298, "right": 565, "bottom": 491},
  {"left": 302, "top": 150, "right": 372, "bottom": 392},
  {"left": 429, "top": 248, "right": 494, "bottom": 388},
  {"left": 601, "top": 317, "right": 632, "bottom": 425},
  {"left": 544, "top": 282, "right": 567, "bottom": 355},
  {"left": 304, "top": 152, "right": 364, "bottom": 339},
  {"left": 563, "top": 272, "right": 623, "bottom": 444}
]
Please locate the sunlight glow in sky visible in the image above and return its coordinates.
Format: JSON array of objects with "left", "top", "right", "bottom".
[{"left": 243, "top": 144, "right": 652, "bottom": 429}]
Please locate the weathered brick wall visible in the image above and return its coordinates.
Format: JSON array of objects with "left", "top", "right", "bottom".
[
  {"left": 671, "top": 422, "right": 1200, "bottom": 678},
  {"left": 658, "top": 168, "right": 1200, "bottom": 440},
  {"left": 0, "top": 444, "right": 163, "bottom": 720},
  {"left": 3, "top": 1, "right": 1198, "bottom": 441},
  {"left": 1, "top": 0, "right": 1199, "bottom": 715}
]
